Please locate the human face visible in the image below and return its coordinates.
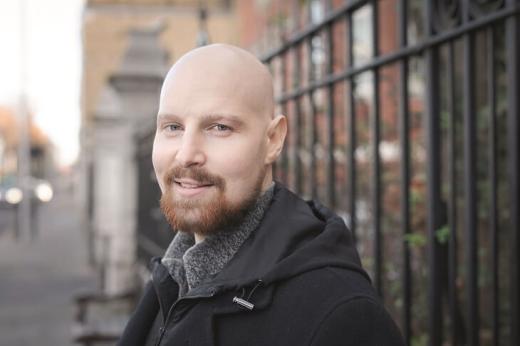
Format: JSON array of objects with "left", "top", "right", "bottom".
[{"left": 152, "top": 69, "right": 273, "bottom": 235}]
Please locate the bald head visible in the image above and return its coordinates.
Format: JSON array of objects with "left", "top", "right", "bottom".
[
  {"left": 153, "top": 44, "right": 287, "bottom": 232},
  {"left": 159, "top": 44, "right": 274, "bottom": 121}
]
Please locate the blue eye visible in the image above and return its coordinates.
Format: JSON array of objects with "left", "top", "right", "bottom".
[
  {"left": 165, "top": 124, "right": 182, "bottom": 132},
  {"left": 207, "top": 123, "right": 233, "bottom": 136},
  {"left": 214, "top": 124, "right": 231, "bottom": 131}
]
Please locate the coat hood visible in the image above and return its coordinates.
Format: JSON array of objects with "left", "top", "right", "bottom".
[{"left": 183, "top": 182, "right": 369, "bottom": 295}]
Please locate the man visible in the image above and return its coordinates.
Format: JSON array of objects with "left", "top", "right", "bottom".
[{"left": 118, "top": 44, "right": 404, "bottom": 346}]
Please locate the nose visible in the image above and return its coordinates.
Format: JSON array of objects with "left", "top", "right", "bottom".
[{"left": 175, "top": 129, "right": 206, "bottom": 168}]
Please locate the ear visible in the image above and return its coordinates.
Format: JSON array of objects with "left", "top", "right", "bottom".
[{"left": 265, "top": 115, "right": 287, "bottom": 165}]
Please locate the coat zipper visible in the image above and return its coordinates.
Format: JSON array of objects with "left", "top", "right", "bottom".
[{"left": 155, "top": 291, "right": 216, "bottom": 346}]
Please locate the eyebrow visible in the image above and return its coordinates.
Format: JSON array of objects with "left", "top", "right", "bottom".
[{"left": 157, "top": 113, "right": 245, "bottom": 127}]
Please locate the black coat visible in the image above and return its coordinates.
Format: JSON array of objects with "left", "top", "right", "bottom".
[{"left": 118, "top": 184, "right": 404, "bottom": 346}]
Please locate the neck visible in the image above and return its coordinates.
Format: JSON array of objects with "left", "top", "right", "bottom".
[{"left": 194, "top": 233, "right": 205, "bottom": 244}]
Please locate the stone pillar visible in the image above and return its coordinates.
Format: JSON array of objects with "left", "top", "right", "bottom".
[{"left": 92, "top": 24, "right": 168, "bottom": 294}]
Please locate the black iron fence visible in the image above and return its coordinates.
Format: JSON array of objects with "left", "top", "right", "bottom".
[{"left": 260, "top": 0, "right": 519, "bottom": 345}]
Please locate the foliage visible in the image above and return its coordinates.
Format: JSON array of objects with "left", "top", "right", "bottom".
[
  {"left": 435, "top": 225, "right": 450, "bottom": 244},
  {"left": 404, "top": 233, "right": 426, "bottom": 248}
]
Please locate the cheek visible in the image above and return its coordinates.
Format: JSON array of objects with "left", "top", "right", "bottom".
[
  {"left": 152, "top": 136, "right": 173, "bottom": 190},
  {"left": 208, "top": 136, "right": 266, "bottom": 181}
]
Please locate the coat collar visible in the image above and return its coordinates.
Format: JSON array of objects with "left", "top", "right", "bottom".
[
  {"left": 151, "top": 257, "right": 275, "bottom": 316},
  {"left": 151, "top": 257, "right": 179, "bottom": 321}
]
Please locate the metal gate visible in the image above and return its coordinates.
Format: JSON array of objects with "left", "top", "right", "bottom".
[{"left": 260, "top": 0, "right": 519, "bottom": 345}]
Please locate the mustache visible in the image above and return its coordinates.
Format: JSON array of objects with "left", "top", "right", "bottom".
[{"left": 164, "top": 166, "right": 225, "bottom": 189}]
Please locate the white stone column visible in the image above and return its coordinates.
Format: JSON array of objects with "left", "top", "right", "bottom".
[{"left": 91, "top": 24, "right": 168, "bottom": 295}]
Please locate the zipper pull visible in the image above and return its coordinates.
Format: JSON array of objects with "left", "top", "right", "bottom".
[
  {"left": 232, "top": 280, "right": 263, "bottom": 311},
  {"left": 232, "top": 296, "right": 254, "bottom": 310}
]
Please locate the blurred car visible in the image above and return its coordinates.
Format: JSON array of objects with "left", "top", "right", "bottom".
[{"left": 0, "top": 176, "right": 54, "bottom": 209}]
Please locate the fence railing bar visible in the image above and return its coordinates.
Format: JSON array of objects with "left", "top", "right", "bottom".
[
  {"left": 280, "top": 52, "right": 289, "bottom": 184},
  {"left": 398, "top": 0, "right": 411, "bottom": 343},
  {"left": 293, "top": 44, "right": 303, "bottom": 195},
  {"left": 424, "top": 0, "right": 443, "bottom": 343},
  {"left": 326, "top": 23, "right": 336, "bottom": 208},
  {"left": 425, "top": 48, "right": 443, "bottom": 346},
  {"left": 462, "top": 23, "right": 479, "bottom": 345},
  {"left": 506, "top": 1, "right": 520, "bottom": 344},
  {"left": 346, "top": 13, "right": 357, "bottom": 241},
  {"left": 280, "top": 3, "right": 518, "bottom": 63},
  {"left": 370, "top": 0, "right": 382, "bottom": 299},
  {"left": 487, "top": 25, "right": 499, "bottom": 346},
  {"left": 446, "top": 40, "right": 460, "bottom": 346},
  {"left": 262, "top": 0, "right": 368, "bottom": 62},
  {"left": 307, "top": 36, "right": 318, "bottom": 199},
  {"left": 262, "top": 3, "right": 496, "bottom": 64},
  {"left": 270, "top": 5, "right": 520, "bottom": 104}
]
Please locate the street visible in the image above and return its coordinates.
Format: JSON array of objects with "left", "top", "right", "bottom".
[{"left": 0, "top": 183, "right": 97, "bottom": 346}]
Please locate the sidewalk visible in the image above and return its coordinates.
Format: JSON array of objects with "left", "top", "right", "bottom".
[{"left": 0, "top": 184, "right": 97, "bottom": 346}]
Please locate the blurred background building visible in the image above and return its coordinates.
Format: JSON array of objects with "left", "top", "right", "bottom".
[
  {"left": 0, "top": 106, "right": 54, "bottom": 180},
  {"left": 0, "top": 105, "right": 55, "bottom": 239}
]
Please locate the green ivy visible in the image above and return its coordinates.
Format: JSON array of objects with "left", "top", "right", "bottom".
[
  {"left": 404, "top": 233, "right": 427, "bottom": 247},
  {"left": 435, "top": 225, "right": 450, "bottom": 244}
]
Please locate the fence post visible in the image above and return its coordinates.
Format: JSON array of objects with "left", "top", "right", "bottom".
[{"left": 506, "top": 1, "right": 520, "bottom": 345}]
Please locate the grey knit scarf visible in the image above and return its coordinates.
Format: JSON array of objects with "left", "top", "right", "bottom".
[{"left": 161, "top": 184, "right": 274, "bottom": 297}]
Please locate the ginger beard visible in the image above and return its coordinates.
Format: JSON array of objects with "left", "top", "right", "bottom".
[{"left": 159, "top": 166, "right": 266, "bottom": 236}]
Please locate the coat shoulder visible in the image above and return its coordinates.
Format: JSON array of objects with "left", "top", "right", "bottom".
[
  {"left": 308, "top": 296, "right": 405, "bottom": 346},
  {"left": 272, "top": 267, "right": 380, "bottom": 329},
  {"left": 281, "top": 266, "right": 379, "bottom": 303},
  {"left": 273, "top": 267, "right": 404, "bottom": 346}
]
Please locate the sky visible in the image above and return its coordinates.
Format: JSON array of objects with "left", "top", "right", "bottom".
[{"left": 0, "top": 0, "right": 84, "bottom": 167}]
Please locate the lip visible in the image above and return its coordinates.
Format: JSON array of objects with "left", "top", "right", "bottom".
[{"left": 172, "top": 179, "right": 214, "bottom": 197}]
